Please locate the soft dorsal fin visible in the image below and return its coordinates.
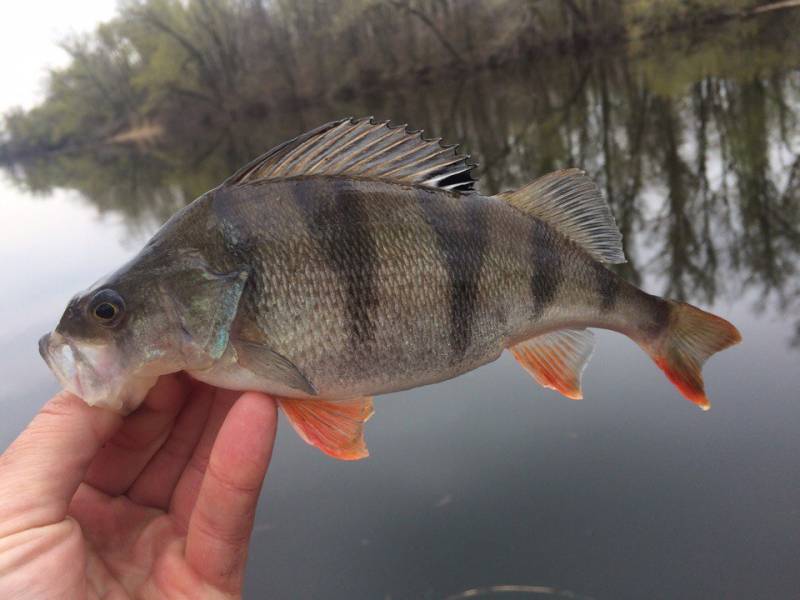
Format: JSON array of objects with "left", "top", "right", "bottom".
[
  {"left": 224, "top": 117, "right": 476, "bottom": 192},
  {"left": 510, "top": 328, "right": 595, "bottom": 400},
  {"left": 496, "top": 169, "right": 626, "bottom": 264}
]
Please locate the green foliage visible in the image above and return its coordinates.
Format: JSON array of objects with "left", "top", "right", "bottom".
[
  {"left": 624, "top": 0, "right": 756, "bottom": 36},
  {"left": 0, "top": 0, "right": 788, "bottom": 160}
]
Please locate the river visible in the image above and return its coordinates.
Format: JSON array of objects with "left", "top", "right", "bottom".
[{"left": 1, "top": 15, "right": 799, "bottom": 600}]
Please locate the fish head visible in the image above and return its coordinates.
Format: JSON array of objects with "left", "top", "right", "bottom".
[
  {"left": 38, "top": 268, "right": 178, "bottom": 412},
  {"left": 39, "top": 250, "right": 249, "bottom": 414}
]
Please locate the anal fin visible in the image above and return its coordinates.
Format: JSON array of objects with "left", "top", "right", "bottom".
[
  {"left": 510, "top": 329, "right": 595, "bottom": 400},
  {"left": 278, "top": 396, "right": 374, "bottom": 460}
]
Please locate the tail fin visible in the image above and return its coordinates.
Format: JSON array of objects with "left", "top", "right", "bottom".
[{"left": 644, "top": 301, "right": 741, "bottom": 410}]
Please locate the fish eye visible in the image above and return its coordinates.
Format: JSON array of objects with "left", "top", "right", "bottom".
[
  {"left": 94, "top": 302, "right": 117, "bottom": 320},
  {"left": 89, "top": 289, "right": 125, "bottom": 326}
]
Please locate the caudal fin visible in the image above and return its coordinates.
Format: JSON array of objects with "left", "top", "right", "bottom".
[{"left": 645, "top": 301, "right": 741, "bottom": 410}]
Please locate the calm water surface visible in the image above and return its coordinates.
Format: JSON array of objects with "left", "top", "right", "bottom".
[{"left": 1, "top": 17, "right": 799, "bottom": 599}]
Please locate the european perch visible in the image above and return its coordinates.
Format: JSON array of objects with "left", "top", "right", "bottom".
[{"left": 39, "top": 117, "right": 741, "bottom": 460}]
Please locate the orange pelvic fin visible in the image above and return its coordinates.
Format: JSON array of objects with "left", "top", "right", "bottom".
[
  {"left": 278, "top": 396, "right": 374, "bottom": 460},
  {"left": 510, "top": 328, "right": 595, "bottom": 400},
  {"left": 645, "top": 301, "right": 741, "bottom": 410}
]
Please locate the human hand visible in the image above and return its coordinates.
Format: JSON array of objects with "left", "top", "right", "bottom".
[{"left": 0, "top": 374, "right": 277, "bottom": 599}]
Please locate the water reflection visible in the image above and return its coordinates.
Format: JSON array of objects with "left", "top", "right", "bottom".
[
  {"left": 4, "top": 16, "right": 799, "bottom": 349},
  {"left": 2, "top": 15, "right": 800, "bottom": 600}
]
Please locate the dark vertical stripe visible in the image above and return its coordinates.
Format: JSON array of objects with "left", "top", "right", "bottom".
[
  {"left": 640, "top": 293, "right": 671, "bottom": 339},
  {"left": 418, "top": 190, "right": 487, "bottom": 360},
  {"left": 211, "top": 186, "right": 267, "bottom": 326},
  {"left": 294, "top": 179, "right": 378, "bottom": 348},
  {"left": 529, "top": 219, "right": 562, "bottom": 320},
  {"left": 592, "top": 261, "right": 620, "bottom": 312}
]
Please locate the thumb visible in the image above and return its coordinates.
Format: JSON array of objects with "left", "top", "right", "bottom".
[{"left": 0, "top": 391, "right": 122, "bottom": 537}]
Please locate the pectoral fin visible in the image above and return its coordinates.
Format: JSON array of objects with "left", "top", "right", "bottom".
[
  {"left": 278, "top": 396, "right": 374, "bottom": 461},
  {"left": 510, "top": 329, "right": 595, "bottom": 400},
  {"left": 234, "top": 339, "right": 317, "bottom": 396}
]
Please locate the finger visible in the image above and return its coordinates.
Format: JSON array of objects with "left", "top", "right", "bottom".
[
  {"left": 185, "top": 392, "right": 277, "bottom": 593},
  {"left": 127, "top": 385, "right": 214, "bottom": 509},
  {"left": 0, "top": 392, "right": 121, "bottom": 537},
  {"left": 83, "top": 374, "right": 191, "bottom": 496},
  {"left": 169, "top": 387, "right": 240, "bottom": 530}
]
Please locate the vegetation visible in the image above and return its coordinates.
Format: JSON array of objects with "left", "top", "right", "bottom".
[{"left": 0, "top": 0, "right": 784, "bottom": 160}]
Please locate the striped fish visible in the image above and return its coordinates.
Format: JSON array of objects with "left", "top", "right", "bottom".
[{"left": 39, "top": 117, "right": 741, "bottom": 460}]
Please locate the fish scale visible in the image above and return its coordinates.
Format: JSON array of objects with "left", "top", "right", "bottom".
[
  {"left": 40, "top": 117, "right": 741, "bottom": 461},
  {"left": 216, "top": 179, "right": 517, "bottom": 397}
]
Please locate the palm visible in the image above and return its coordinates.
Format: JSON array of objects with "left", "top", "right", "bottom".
[{"left": 0, "top": 375, "right": 277, "bottom": 600}]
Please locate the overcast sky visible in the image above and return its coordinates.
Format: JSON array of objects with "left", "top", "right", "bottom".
[{"left": 0, "top": 1, "right": 117, "bottom": 114}]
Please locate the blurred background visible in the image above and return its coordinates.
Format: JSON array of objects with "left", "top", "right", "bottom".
[{"left": 1, "top": 1, "right": 799, "bottom": 598}]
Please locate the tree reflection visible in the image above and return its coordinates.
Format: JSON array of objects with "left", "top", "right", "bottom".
[{"left": 4, "top": 17, "right": 799, "bottom": 346}]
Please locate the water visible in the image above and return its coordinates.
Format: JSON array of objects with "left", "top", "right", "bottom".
[{"left": 2, "top": 16, "right": 799, "bottom": 599}]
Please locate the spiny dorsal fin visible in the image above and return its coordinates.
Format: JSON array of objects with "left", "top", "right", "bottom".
[
  {"left": 496, "top": 169, "right": 626, "bottom": 264},
  {"left": 224, "top": 117, "right": 476, "bottom": 192},
  {"left": 510, "top": 328, "right": 595, "bottom": 400}
]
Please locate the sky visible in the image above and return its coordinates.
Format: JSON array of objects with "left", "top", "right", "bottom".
[{"left": 0, "top": 1, "right": 116, "bottom": 114}]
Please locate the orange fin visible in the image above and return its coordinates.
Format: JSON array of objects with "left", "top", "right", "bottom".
[
  {"left": 510, "top": 329, "right": 595, "bottom": 400},
  {"left": 645, "top": 301, "right": 741, "bottom": 410},
  {"left": 278, "top": 396, "right": 374, "bottom": 460}
]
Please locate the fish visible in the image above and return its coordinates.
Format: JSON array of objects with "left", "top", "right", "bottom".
[{"left": 39, "top": 117, "right": 742, "bottom": 460}]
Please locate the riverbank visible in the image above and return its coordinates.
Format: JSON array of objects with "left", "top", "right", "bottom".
[{"left": 1, "top": 0, "right": 799, "bottom": 164}]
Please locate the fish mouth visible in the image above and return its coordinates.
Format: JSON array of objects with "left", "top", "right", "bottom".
[
  {"left": 38, "top": 331, "right": 156, "bottom": 413},
  {"left": 38, "top": 332, "right": 52, "bottom": 365},
  {"left": 39, "top": 331, "right": 85, "bottom": 397}
]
